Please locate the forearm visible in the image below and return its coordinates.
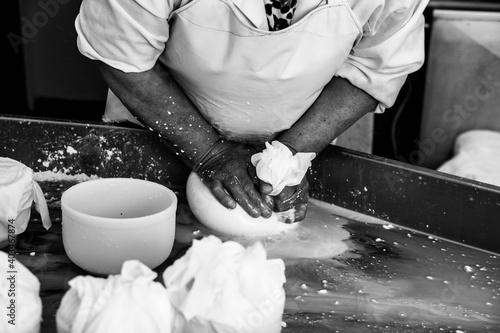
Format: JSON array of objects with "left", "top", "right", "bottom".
[
  {"left": 98, "top": 61, "right": 224, "bottom": 168},
  {"left": 278, "top": 77, "right": 378, "bottom": 154}
]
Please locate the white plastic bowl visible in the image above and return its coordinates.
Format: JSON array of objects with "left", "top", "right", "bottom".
[{"left": 61, "top": 178, "right": 177, "bottom": 275}]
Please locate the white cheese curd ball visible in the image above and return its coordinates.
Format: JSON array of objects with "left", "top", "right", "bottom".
[
  {"left": 186, "top": 172, "right": 297, "bottom": 238},
  {"left": 186, "top": 172, "right": 351, "bottom": 261}
]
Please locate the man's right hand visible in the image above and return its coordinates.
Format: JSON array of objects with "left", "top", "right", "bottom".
[{"left": 195, "top": 140, "right": 273, "bottom": 219}]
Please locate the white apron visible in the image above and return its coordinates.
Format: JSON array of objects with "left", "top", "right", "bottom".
[{"left": 107, "top": 0, "right": 362, "bottom": 144}]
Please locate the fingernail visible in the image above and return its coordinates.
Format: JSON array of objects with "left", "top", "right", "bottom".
[{"left": 261, "top": 183, "right": 273, "bottom": 194}]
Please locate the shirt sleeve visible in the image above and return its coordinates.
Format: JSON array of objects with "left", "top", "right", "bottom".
[
  {"left": 337, "top": 0, "right": 429, "bottom": 113},
  {"left": 75, "top": 0, "right": 175, "bottom": 73}
]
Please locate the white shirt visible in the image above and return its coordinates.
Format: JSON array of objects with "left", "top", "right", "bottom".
[{"left": 75, "top": 0, "right": 429, "bottom": 112}]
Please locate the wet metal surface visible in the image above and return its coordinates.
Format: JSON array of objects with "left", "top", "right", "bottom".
[
  {"left": 1, "top": 115, "right": 500, "bottom": 332},
  {"left": 281, "top": 219, "right": 500, "bottom": 332},
  {"left": 6, "top": 181, "right": 500, "bottom": 333}
]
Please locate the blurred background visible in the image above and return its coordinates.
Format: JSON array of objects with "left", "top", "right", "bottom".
[{"left": 4, "top": 0, "right": 500, "bottom": 170}]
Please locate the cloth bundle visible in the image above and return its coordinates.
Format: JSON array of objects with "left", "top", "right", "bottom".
[
  {"left": 438, "top": 130, "right": 500, "bottom": 187},
  {"left": 251, "top": 141, "right": 316, "bottom": 196},
  {"left": 0, "top": 251, "right": 43, "bottom": 333},
  {"left": 56, "top": 260, "right": 176, "bottom": 333},
  {"left": 56, "top": 236, "right": 287, "bottom": 333},
  {"left": 164, "top": 235, "right": 286, "bottom": 333},
  {"left": 0, "top": 158, "right": 51, "bottom": 247}
]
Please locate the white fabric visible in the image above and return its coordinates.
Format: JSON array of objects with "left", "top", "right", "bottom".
[
  {"left": 163, "top": 235, "right": 286, "bottom": 333},
  {"left": 438, "top": 130, "right": 500, "bottom": 188},
  {"left": 251, "top": 141, "right": 316, "bottom": 195},
  {"left": 108, "top": 0, "right": 364, "bottom": 143},
  {"left": 0, "top": 251, "right": 43, "bottom": 333},
  {"left": 336, "top": 0, "right": 428, "bottom": 113},
  {"left": 75, "top": 0, "right": 428, "bottom": 138},
  {"left": 56, "top": 260, "right": 175, "bottom": 333},
  {"left": 102, "top": 89, "right": 142, "bottom": 125},
  {"left": 0, "top": 158, "right": 51, "bottom": 245}
]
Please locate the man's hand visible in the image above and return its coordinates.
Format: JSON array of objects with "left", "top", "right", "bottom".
[
  {"left": 275, "top": 77, "right": 378, "bottom": 221},
  {"left": 259, "top": 176, "right": 309, "bottom": 222},
  {"left": 196, "top": 140, "right": 273, "bottom": 219}
]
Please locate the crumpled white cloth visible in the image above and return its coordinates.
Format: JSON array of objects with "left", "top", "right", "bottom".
[
  {"left": 0, "top": 251, "right": 43, "bottom": 333},
  {"left": 438, "top": 130, "right": 500, "bottom": 187},
  {"left": 0, "top": 158, "right": 51, "bottom": 241},
  {"left": 251, "top": 141, "right": 316, "bottom": 196},
  {"left": 56, "top": 260, "right": 175, "bottom": 333},
  {"left": 163, "top": 235, "right": 286, "bottom": 333}
]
